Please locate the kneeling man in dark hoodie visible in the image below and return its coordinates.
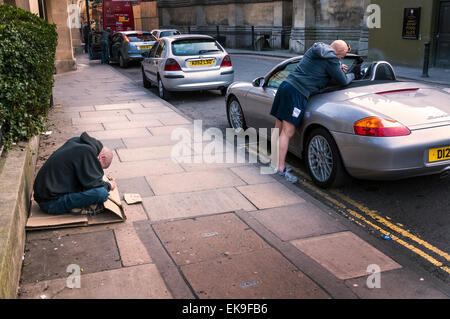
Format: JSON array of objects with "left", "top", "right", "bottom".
[
  {"left": 33, "top": 132, "right": 116, "bottom": 215},
  {"left": 270, "top": 40, "right": 357, "bottom": 183}
]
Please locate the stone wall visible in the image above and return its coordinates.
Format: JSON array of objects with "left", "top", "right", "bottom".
[
  {"left": 44, "top": 0, "right": 77, "bottom": 73},
  {"left": 134, "top": 1, "right": 159, "bottom": 32},
  {"left": 0, "top": 137, "right": 39, "bottom": 298},
  {"left": 158, "top": 0, "right": 293, "bottom": 50},
  {"left": 290, "top": 0, "right": 368, "bottom": 55},
  {"left": 158, "top": 0, "right": 368, "bottom": 54}
]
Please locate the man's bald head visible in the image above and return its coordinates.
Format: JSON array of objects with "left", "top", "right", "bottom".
[
  {"left": 331, "top": 40, "right": 351, "bottom": 59},
  {"left": 98, "top": 147, "right": 113, "bottom": 169}
]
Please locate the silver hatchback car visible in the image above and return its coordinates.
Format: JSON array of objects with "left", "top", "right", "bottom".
[{"left": 141, "top": 35, "right": 234, "bottom": 99}]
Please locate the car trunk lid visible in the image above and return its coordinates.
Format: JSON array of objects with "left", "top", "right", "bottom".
[{"left": 347, "top": 87, "right": 450, "bottom": 129}]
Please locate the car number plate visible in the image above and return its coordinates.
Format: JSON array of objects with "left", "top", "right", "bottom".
[
  {"left": 189, "top": 59, "right": 214, "bottom": 66},
  {"left": 139, "top": 45, "right": 152, "bottom": 50},
  {"left": 428, "top": 146, "right": 450, "bottom": 162}
]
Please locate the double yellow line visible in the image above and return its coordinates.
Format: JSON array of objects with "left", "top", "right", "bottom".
[{"left": 244, "top": 144, "right": 450, "bottom": 275}]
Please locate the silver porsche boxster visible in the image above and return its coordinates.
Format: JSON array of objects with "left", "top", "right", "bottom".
[{"left": 225, "top": 55, "right": 450, "bottom": 188}]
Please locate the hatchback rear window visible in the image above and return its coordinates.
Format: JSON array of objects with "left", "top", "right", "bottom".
[
  {"left": 160, "top": 31, "right": 181, "bottom": 37},
  {"left": 171, "top": 39, "right": 223, "bottom": 56},
  {"left": 126, "top": 33, "right": 156, "bottom": 42}
]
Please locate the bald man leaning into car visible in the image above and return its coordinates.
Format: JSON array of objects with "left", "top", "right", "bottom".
[
  {"left": 33, "top": 132, "right": 116, "bottom": 215},
  {"left": 270, "top": 40, "right": 358, "bottom": 183}
]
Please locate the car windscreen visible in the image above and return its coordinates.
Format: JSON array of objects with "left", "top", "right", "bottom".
[
  {"left": 160, "top": 31, "right": 181, "bottom": 37},
  {"left": 126, "top": 33, "right": 156, "bottom": 42},
  {"left": 171, "top": 39, "right": 223, "bottom": 56},
  {"left": 341, "top": 57, "right": 357, "bottom": 70},
  {"left": 267, "top": 62, "right": 298, "bottom": 89}
]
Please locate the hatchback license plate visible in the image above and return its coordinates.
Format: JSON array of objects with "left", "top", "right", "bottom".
[
  {"left": 139, "top": 45, "right": 151, "bottom": 50},
  {"left": 190, "top": 59, "right": 214, "bottom": 66},
  {"left": 429, "top": 146, "right": 450, "bottom": 162}
]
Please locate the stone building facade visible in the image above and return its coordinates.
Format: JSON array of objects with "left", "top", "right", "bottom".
[{"left": 157, "top": 0, "right": 369, "bottom": 55}]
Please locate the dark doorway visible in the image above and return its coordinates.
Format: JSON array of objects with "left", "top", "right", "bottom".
[{"left": 435, "top": 1, "right": 450, "bottom": 67}]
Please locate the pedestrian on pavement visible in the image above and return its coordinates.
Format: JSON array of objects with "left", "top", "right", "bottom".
[
  {"left": 82, "top": 22, "right": 89, "bottom": 53},
  {"left": 270, "top": 40, "right": 358, "bottom": 183},
  {"left": 33, "top": 132, "right": 116, "bottom": 215},
  {"left": 101, "top": 27, "right": 112, "bottom": 64}
]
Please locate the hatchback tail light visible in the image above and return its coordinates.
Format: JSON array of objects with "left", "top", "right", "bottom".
[
  {"left": 220, "top": 55, "right": 232, "bottom": 68},
  {"left": 354, "top": 117, "right": 411, "bottom": 137},
  {"left": 164, "top": 58, "right": 181, "bottom": 71},
  {"left": 124, "top": 35, "right": 130, "bottom": 43}
]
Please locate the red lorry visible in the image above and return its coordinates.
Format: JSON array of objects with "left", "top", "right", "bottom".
[{"left": 102, "top": 0, "right": 135, "bottom": 33}]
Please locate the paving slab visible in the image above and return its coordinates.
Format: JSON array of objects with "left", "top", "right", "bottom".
[
  {"left": 148, "top": 124, "right": 194, "bottom": 137},
  {"left": 141, "top": 101, "right": 171, "bottom": 108},
  {"left": 18, "top": 264, "right": 172, "bottom": 299},
  {"left": 121, "top": 203, "right": 149, "bottom": 222},
  {"left": 249, "top": 203, "right": 348, "bottom": 241},
  {"left": 94, "top": 103, "right": 143, "bottom": 111},
  {"left": 146, "top": 170, "right": 246, "bottom": 195},
  {"left": 105, "top": 158, "right": 184, "bottom": 179},
  {"left": 142, "top": 188, "right": 256, "bottom": 221},
  {"left": 103, "top": 120, "right": 163, "bottom": 130},
  {"left": 122, "top": 135, "right": 191, "bottom": 149},
  {"left": 116, "top": 145, "right": 180, "bottom": 162},
  {"left": 80, "top": 110, "right": 132, "bottom": 118},
  {"left": 126, "top": 112, "right": 181, "bottom": 122},
  {"left": 153, "top": 213, "right": 270, "bottom": 266},
  {"left": 21, "top": 230, "right": 122, "bottom": 284},
  {"left": 89, "top": 127, "right": 151, "bottom": 140},
  {"left": 114, "top": 224, "right": 152, "bottom": 267},
  {"left": 100, "top": 138, "right": 126, "bottom": 150},
  {"left": 61, "top": 106, "right": 95, "bottom": 112},
  {"left": 180, "top": 248, "right": 330, "bottom": 299},
  {"left": 72, "top": 123, "right": 105, "bottom": 133},
  {"left": 230, "top": 165, "right": 275, "bottom": 184},
  {"left": 159, "top": 116, "right": 192, "bottom": 126},
  {"left": 129, "top": 106, "right": 173, "bottom": 114},
  {"left": 72, "top": 116, "right": 128, "bottom": 125},
  {"left": 290, "top": 231, "right": 402, "bottom": 280},
  {"left": 115, "top": 176, "right": 154, "bottom": 199},
  {"left": 237, "top": 182, "right": 305, "bottom": 209},
  {"left": 344, "top": 268, "right": 448, "bottom": 299}
]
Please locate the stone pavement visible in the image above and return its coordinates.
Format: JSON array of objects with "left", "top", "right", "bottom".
[
  {"left": 228, "top": 49, "right": 450, "bottom": 86},
  {"left": 17, "top": 54, "right": 449, "bottom": 299}
]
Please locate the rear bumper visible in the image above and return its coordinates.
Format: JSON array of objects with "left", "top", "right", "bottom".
[
  {"left": 332, "top": 125, "right": 450, "bottom": 180},
  {"left": 127, "top": 53, "right": 144, "bottom": 61},
  {"left": 161, "top": 67, "right": 234, "bottom": 91}
]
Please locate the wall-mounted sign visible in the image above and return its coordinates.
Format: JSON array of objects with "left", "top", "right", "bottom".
[{"left": 402, "top": 7, "right": 421, "bottom": 40}]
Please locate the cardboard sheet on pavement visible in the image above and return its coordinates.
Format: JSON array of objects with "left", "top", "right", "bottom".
[{"left": 26, "top": 177, "right": 126, "bottom": 231}]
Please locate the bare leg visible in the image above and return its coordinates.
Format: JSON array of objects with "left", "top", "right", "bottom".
[
  {"left": 270, "top": 119, "right": 282, "bottom": 170},
  {"left": 278, "top": 121, "right": 296, "bottom": 172}
]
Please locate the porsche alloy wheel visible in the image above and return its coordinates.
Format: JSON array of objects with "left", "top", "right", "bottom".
[
  {"left": 227, "top": 97, "right": 247, "bottom": 133},
  {"left": 306, "top": 128, "right": 349, "bottom": 188}
]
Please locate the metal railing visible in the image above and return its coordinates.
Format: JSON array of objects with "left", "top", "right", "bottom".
[{"left": 183, "top": 25, "right": 287, "bottom": 51}]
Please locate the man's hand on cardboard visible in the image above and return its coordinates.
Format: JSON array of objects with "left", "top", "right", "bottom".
[
  {"left": 106, "top": 175, "right": 116, "bottom": 191},
  {"left": 108, "top": 180, "right": 116, "bottom": 191}
]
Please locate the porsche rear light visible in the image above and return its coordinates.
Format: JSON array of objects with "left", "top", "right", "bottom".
[
  {"left": 354, "top": 117, "right": 411, "bottom": 137},
  {"left": 164, "top": 58, "right": 181, "bottom": 71},
  {"left": 220, "top": 55, "right": 232, "bottom": 67},
  {"left": 124, "top": 35, "right": 130, "bottom": 43}
]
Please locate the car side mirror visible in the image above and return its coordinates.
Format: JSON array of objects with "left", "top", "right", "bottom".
[{"left": 252, "top": 77, "right": 265, "bottom": 87}]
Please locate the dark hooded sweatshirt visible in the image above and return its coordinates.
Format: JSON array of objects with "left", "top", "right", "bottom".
[
  {"left": 285, "top": 42, "right": 355, "bottom": 98},
  {"left": 33, "top": 132, "right": 111, "bottom": 203}
]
